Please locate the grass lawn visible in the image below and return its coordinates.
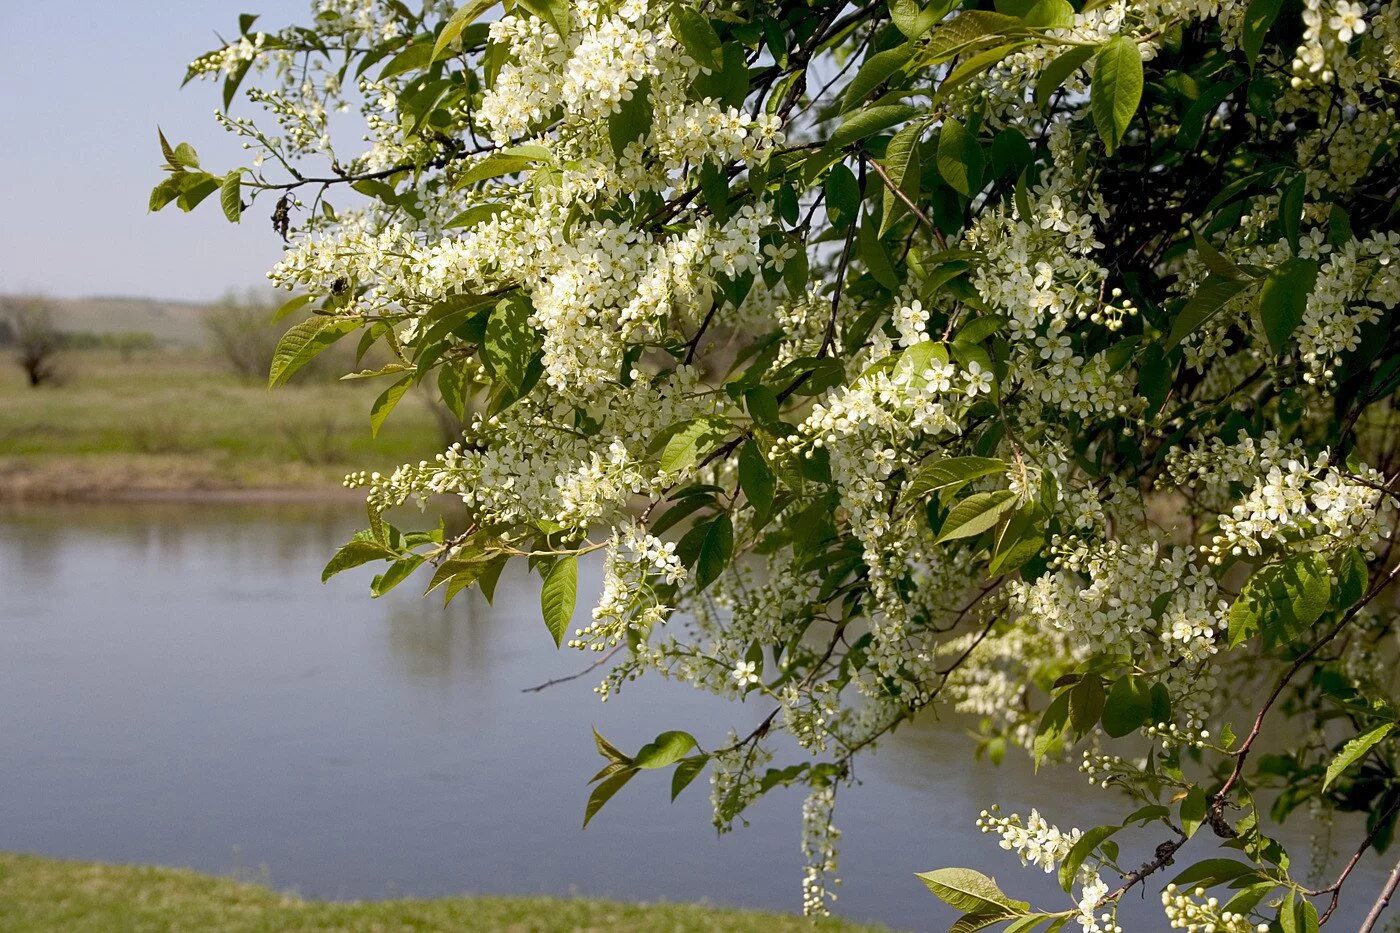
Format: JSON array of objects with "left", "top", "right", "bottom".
[
  {"left": 0, "top": 350, "right": 447, "bottom": 499},
  {"left": 0, "top": 853, "right": 888, "bottom": 932}
]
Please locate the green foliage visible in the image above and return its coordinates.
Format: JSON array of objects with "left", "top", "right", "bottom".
[
  {"left": 161, "top": 0, "right": 1400, "bottom": 927},
  {"left": 1090, "top": 36, "right": 1143, "bottom": 153},
  {"left": 541, "top": 555, "right": 578, "bottom": 647}
]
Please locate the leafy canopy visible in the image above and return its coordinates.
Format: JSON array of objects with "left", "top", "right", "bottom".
[{"left": 159, "top": 0, "right": 1400, "bottom": 928}]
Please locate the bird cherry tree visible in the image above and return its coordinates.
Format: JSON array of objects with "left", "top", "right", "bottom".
[{"left": 155, "top": 0, "right": 1400, "bottom": 928}]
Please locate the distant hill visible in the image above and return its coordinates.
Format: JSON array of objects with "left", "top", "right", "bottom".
[{"left": 1, "top": 295, "right": 214, "bottom": 348}]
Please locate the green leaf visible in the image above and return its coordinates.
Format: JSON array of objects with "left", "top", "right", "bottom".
[
  {"left": 158, "top": 128, "right": 179, "bottom": 166},
  {"left": 671, "top": 754, "right": 709, "bottom": 800},
  {"left": 380, "top": 42, "right": 433, "bottom": 80},
  {"left": 583, "top": 767, "right": 634, "bottom": 828},
  {"left": 1069, "top": 675, "right": 1105, "bottom": 737},
  {"left": 936, "top": 117, "right": 984, "bottom": 197},
  {"left": 149, "top": 176, "right": 185, "bottom": 213},
  {"left": 658, "top": 417, "right": 729, "bottom": 475},
  {"left": 1091, "top": 36, "right": 1143, "bottom": 153},
  {"left": 1224, "top": 882, "right": 1278, "bottom": 917},
  {"left": 951, "top": 911, "right": 1025, "bottom": 933},
  {"left": 906, "top": 456, "right": 1006, "bottom": 502},
  {"left": 220, "top": 172, "right": 243, "bottom": 222},
  {"left": 609, "top": 77, "right": 653, "bottom": 158},
  {"left": 1273, "top": 550, "right": 1333, "bottom": 631},
  {"left": 426, "top": 555, "right": 488, "bottom": 596},
  {"left": 1165, "top": 275, "right": 1249, "bottom": 349},
  {"left": 738, "top": 439, "right": 776, "bottom": 521},
  {"left": 1022, "top": 0, "right": 1073, "bottom": 28},
  {"left": 669, "top": 7, "right": 721, "bottom": 70},
  {"left": 273, "top": 293, "right": 315, "bottom": 322},
  {"left": 369, "top": 375, "right": 414, "bottom": 437},
  {"left": 916, "top": 867, "right": 1031, "bottom": 915},
  {"left": 482, "top": 293, "right": 538, "bottom": 394},
  {"left": 825, "top": 162, "right": 861, "bottom": 228},
  {"left": 1034, "top": 689, "right": 1071, "bottom": 764},
  {"left": 1180, "top": 786, "right": 1208, "bottom": 839},
  {"left": 936, "top": 489, "right": 1017, "bottom": 543},
  {"left": 633, "top": 731, "right": 698, "bottom": 769},
  {"left": 457, "top": 152, "right": 545, "bottom": 188},
  {"left": 517, "top": 0, "right": 572, "bottom": 39},
  {"left": 593, "top": 727, "right": 631, "bottom": 765},
  {"left": 890, "top": 0, "right": 951, "bottom": 38},
  {"left": 269, "top": 316, "right": 360, "bottom": 388},
  {"left": 1323, "top": 723, "right": 1394, "bottom": 790},
  {"left": 858, "top": 212, "right": 900, "bottom": 290},
  {"left": 321, "top": 538, "right": 396, "bottom": 582},
  {"left": 433, "top": 0, "right": 498, "bottom": 61},
  {"left": 172, "top": 141, "right": 200, "bottom": 169},
  {"left": 695, "top": 514, "right": 734, "bottom": 591},
  {"left": 1101, "top": 675, "right": 1151, "bottom": 738},
  {"left": 1193, "top": 231, "right": 1246, "bottom": 281},
  {"left": 176, "top": 174, "right": 220, "bottom": 212},
  {"left": 1034, "top": 45, "right": 1093, "bottom": 108},
  {"left": 1258, "top": 257, "right": 1319, "bottom": 354},
  {"left": 371, "top": 555, "right": 425, "bottom": 597},
  {"left": 1279, "top": 174, "right": 1305, "bottom": 253},
  {"left": 843, "top": 42, "right": 917, "bottom": 112},
  {"left": 1241, "top": 0, "right": 1283, "bottom": 68},
  {"left": 1336, "top": 548, "right": 1369, "bottom": 607},
  {"left": 541, "top": 555, "right": 578, "bottom": 648},
  {"left": 1059, "top": 824, "right": 1119, "bottom": 893},
  {"left": 1168, "top": 859, "right": 1257, "bottom": 889},
  {"left": 1278, "top": 890, "right": 1314, "bottom": 933},
  {"left": 830, "top": 105, "right": 921, "bottom": 149},
  {"left": 880, "top": 122, "right": 924, "bottom": 234},
  {"left": 924, "top": 10, "right": 1023, "bottom": 61}
]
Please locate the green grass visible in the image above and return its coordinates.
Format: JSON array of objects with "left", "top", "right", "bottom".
[
  {"left": 0, "top": 853, "right": 888, "bottom": 932},
  {"left": 0, "top": 350, "right": 447, "bottom": 498}
]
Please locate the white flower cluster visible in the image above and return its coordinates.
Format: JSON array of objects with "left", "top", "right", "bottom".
[
  {"left": 478, "top": 0, "right": 782, "bottom": 185},
  {"left": 350, "top": 366, "right": 718, "bottom": 532},
  {"left": 1292, "top": 233, "right": 1399, "bottom": 385},
  {"left": 978, "top": 806, "right": 1120, "bottom": 932},
  {"left": 1011, "top": 535, "right": 1226, "bottom": 665},
  {"left": 964, "top": 126, "right": 1136, "bottom": 421},
  {"left": 1293, "top": 0, "right": 1370, "bottom": 85},
  {"left": 1171, "top": 437, "right": 1397, "bottom": 560},
  {"left": 575, "top": 524, "right": 685, "bottom": 653},
  {"left": 800, "top": 785, "right": 841, "bottom": 917},
  {"left": 1161, "top": 884, "right": 1269, "bottom": 932}
]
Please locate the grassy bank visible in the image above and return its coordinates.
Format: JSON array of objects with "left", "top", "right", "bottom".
[
  {"left": 0, "top": 350, "right": 446, "bottom": 500},
  {"left": 0, "top": 853, "right": 886, "bottom": 932}
]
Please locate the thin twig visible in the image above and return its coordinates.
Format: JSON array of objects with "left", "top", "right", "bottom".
[
  {"left": 1360, "top": 855, "right": 1400, "bottom": 933},
  {"left": 521, "top": 645, "right": 623, "bottom": 693},
  {"left": 1313, "top": 796, "right": 1400, "bottom": 924},
  {"left": 866, "top": 156, "right": 948, "bottom": 249}
]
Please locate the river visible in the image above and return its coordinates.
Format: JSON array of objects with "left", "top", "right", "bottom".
[{"left": 0, "top": 502, "right": 1387, "bottom": 930}]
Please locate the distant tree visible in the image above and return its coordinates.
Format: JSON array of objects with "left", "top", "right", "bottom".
[
  {"left": 4, "top": 298, "right": 63, "bottom": 388},
  {"left": 203, "top": 291, "right": 284, "bottom": 381},
  {"left": 204, "top": 291, "right": 352, "bottom": 381}
]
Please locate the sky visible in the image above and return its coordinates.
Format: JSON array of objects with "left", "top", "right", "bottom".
[{"left": 0, "top": 3, "right": 317, "bottom": 302}]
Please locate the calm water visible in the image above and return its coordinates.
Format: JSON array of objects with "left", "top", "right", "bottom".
[{"left": 0, "top": 502, "right": 1386, "bottom": 930}]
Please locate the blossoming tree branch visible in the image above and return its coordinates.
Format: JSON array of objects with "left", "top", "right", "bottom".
[{"left": 156, "top": 0, "right": 1400, "bottom": 928}]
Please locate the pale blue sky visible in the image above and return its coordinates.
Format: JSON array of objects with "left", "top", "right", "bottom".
[{"left": 0, "top": 2, "right": 313, "bottom": 301}]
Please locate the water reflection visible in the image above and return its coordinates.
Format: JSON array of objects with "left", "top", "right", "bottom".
[{"left": 0, "top": 502, "right": 1388, "bottom": 930}]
